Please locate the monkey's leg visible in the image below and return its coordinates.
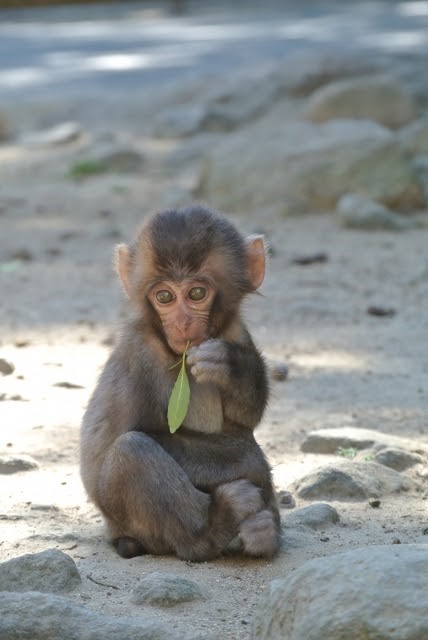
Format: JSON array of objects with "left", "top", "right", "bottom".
[{"left": 96, "top": 431, "right": 262, "bottom": 561}]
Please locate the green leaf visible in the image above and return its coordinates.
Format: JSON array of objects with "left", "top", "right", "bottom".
[{"left": 167, "top": 349, "right": 190, "bottom": 433}]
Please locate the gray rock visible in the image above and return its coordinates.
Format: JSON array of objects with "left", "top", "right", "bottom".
[
  {"left": 0, "top": 591, "right": 179, "bottom": 640},
  {"left": 398, "top": 117, "right": 428, "bottom": 154},
  {"left": 252, "top": 544, "right": 428, "bottom": 640},
  {"left": 337, "top": 193, "right": 412, "bottom": 230},
  {"left": 277, "top": 490, "right": 295, "bottom": 508},
  {"left": 280, "top": 527, "right": 315, "bottom": 551},
  {"left": 91, "top": 147, "right": 144, "bottom": 173},
  {"left": 300, "top": 427, "right": 428, "bottom": 456},
  {"left": 71, "top": 146, "right": 144, "bottom": 177},
  {"left": 294, "top": 461, "right": 417, "bottom": 501},
  {"left": 0, "top": 358, "right": 14, "bottom": 375},
  {"left": 154, "top": 106, "right": 206, "bottom": 138},
  {"left": 303, "top": 76, "right": 418, "bottom": 129},
  {"left": 155, "top": 73, "right": 279, "bottom": 139},
  {"left": 0, "top": 112, "right": 9, "bottom": 140},
  {"left": 0, "top": 454, "right": 39, "bottom": 474},
  {"left": 202, "top": 72, "right": 281, "bottom": 128},
  {"left": 21, "top": 121, "right": 83, "bottom": 147},
  {"left": 374, "top": 447, "right": 425, "bottom": 471},
  {"left": 0, "top": 549, "right": 81, "bottom": 593},
  {"left": 164, "top": 134, "right": 220, "bottom": 171},
  {"left": 277, "top": 50, "right": 383, "bottom": 97},
  {"left": 199, "top": 119, "right": 423, "bottom": 213},
  {"left": 132, "top": 572, "right": 205, "bottom": 607},
  {"left": 282, "top": 503, "right": 340, "bottom": 530},
  {"left": 412, "top": 154, "right": 428, "bottom": 204}
]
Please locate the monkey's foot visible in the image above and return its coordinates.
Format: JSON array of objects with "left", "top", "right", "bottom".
[
  {"left": 113, "top": 536, "right": 146, "bottom": 559},
  {"left": 215, "top": 479, "right": 262, "bottom": 523},
  {"left": 239, "top": 510, "right": 280, "bottom": 559}
]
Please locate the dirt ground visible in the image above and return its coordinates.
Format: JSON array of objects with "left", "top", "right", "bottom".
[
  {"left": 1, "top": 48, "right": 428, "bottom": 638},
  {"left": 1, "top": 139, "right": 427, "bottom": 637}
]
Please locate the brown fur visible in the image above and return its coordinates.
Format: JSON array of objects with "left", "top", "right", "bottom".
[{"left": 80, "top": 205, "right": 280, "bottom": 561}]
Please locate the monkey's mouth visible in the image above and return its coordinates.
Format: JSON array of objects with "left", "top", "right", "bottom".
[{"left": 169, "top": 336, "right": 205, "bottom": 355}]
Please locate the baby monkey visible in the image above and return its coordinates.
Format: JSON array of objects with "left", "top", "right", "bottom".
[{"left": 80, "top": 204, "right": 280, "bottom": 561}]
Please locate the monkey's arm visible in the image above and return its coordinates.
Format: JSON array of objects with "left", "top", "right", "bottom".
[{"left": 187, "top": 337, "right": 268, "bottom": 430}]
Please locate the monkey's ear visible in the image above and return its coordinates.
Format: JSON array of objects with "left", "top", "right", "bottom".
[
  {"left": 115, "top": 244, "right": 132, "bottom": 297},
  {"left": 245, "top": 235, "right": 266, "bottom": 290}
]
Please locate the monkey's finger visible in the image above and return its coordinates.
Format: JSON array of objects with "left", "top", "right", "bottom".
[
  {"left": 190, "top": 361, "right": 229, "bottom": 385},
  {"left": 187, "top": 340, "right": 227, "bottom": 365}
]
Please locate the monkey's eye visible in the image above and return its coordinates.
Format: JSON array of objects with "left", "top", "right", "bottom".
[
  {"left": 188, "top": 287, "right": 207, "bottom": 301},
  {"left": 155, "top": 290, "right": 174, "bottom": 304}
]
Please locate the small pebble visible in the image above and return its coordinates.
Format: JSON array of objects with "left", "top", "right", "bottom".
[
  {"left": 367, "top": 305, "right": 396, "bottom": 318},
  {"left": 14, "top": 339, "right": 30, "bottom": 348},
  {"left": 0, "top": 358, "right": 15, "bottom": 376},
  {"left": 271, "top": 363, "right": 289, "bottom": 382},
  {"left": 278, "top": 490, "right": 296, "bottom": 509},
  {"left": 10, "top": 248, "right": 34, "bottom": 261},
  {"left": 291, "top": 252, "right": 328, "bottom": 266},
  {"left": 369, "top": 498, "right": 381, "bottom": 508},
  {"left": 53, "top": 381, "right": 84, "bottom": 389}
]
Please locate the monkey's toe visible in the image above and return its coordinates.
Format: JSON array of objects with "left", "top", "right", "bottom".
[{"left": 113, "top": 536, "right": 146, "bottom": 559}]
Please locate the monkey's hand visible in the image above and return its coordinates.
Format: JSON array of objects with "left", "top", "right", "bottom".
[
  {"left": 187, "top": 339, "right": 230, "bottom": 387},
  {"left": 187, "top": 338, "right": 268, "bottom": 430}
]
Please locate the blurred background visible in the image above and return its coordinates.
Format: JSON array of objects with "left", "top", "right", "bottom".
[{"left": 1, "top": 4, "right": 428, "bottom": 637}]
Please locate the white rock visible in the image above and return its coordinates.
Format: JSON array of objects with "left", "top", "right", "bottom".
[
  {"left": 21, "top": 121, "right": 83, "bottom": 147},
  {"left": 303, "top": 76, "right": 418, "bottom": 129},
  {"left": 199, "top": 119, "right": 423, "bottom": 213},
  {"left": 252, "top": 545, "right": 428, "bottom": 640}
]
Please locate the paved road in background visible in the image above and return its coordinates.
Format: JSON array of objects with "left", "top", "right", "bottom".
[{"left": 1, "top": 0, "right": 428, "bottom": 103}]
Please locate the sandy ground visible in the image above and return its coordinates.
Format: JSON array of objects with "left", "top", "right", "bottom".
[
  {"left": 0, "top": 141, "right": 427, "bottom": 637},
  {"left": 0, "top": 7, "right": 428, "bottom": 630}
]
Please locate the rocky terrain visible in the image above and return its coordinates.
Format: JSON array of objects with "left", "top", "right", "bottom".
[{"left": 0, "top": 2, "right": 428, "bottom": 638}]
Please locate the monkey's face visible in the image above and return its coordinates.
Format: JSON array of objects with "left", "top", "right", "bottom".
[{"left": 148, "top": 279, "right": 215, "bottom": 354}]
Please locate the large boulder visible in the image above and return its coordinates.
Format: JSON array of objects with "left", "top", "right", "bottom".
[
  {"left": 252, "top": 544, "right": 428, "bottom": 640},
  {"left": 294, "top": 461, "right": 417, "bottom": 501},
  {"left": 198, "top": 119, "right": 423, "bottom": 213},
  {"left": 0, "top": 591, "right": 180, "bottom": 640},
  {"left": 302, "top": 76, "right": 419, "bottom": 129},
  {"left": 0, "top": 549, "right": 81, "bottom": 593}
]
